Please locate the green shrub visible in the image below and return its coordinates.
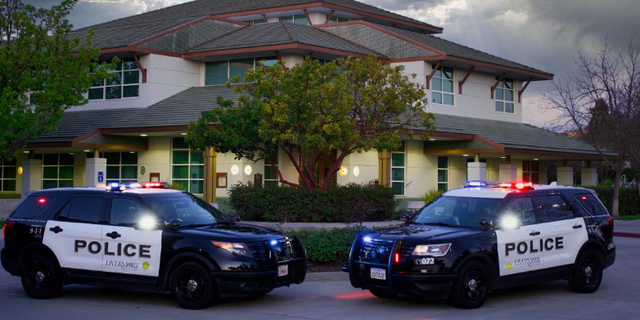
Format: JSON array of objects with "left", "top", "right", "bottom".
[
  {"left": 286, "top": 227, "right": 372, "bottom": 263},
  {"left": 583, "top": 186, "right": 639, "bottom": 216},
  {"left": 420, "top": 188, "right": 443, "bottom": 204},
  {"left": 229, "top": 182, "right": 397, "bottom": 222}
]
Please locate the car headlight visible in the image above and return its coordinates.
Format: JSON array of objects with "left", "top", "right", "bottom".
[
  {"left": 412, "top": 243, "right": 451, "bottom": 257},
  {"left": 211, "top": 241, "right": 253, "bottom": 258}
]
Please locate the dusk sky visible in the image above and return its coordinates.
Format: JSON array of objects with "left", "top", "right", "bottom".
[{"left": 25, "top": 0, "right": 640, "bottom": 128}]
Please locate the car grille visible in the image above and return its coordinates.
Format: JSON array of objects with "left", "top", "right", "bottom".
[
  {"left": 359, "top": 239, "right": 395, "bottom": 264},
  {"left": 246, "top": 241, "right": 272, "bottom": 269},
  {"left": 246, "top": 239, "right": 295, "bottom": 269},
  {"left": 272, "top": 239, "right": 294, "bottom": 262}
]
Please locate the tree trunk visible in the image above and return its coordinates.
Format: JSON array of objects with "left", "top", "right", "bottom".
[{"left": 612, "top": 159, "right": 624, "bottom": 219}]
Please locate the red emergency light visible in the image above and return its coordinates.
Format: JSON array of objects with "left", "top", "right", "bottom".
[
  {"left": 142, "top": 182, "right": 167, "bottom": 188},
  {"left": 498, "top": 181, "right": 533, "bottom": 191}
]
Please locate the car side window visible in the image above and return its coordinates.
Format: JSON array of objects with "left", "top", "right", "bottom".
[
  {"left": 57, "top": 196, "right": 106, "bottom": 224},
  {"left": 109, "top": 198, "right": 146, "bottom": 226},
  {"left": 532, "top": 195, "right": 573, "bottom": 223},
  {"left": 575, "top": 194, "right": 609, "bottom": 216},
  {"left": 504, "top": 197, "right": 536, "bottom": 226}
]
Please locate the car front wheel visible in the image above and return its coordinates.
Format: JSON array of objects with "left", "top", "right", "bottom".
[
  {"left": 170, "top": 262, "right": 216, "bottom": 309},
  {"left": 450, "top": 261, "right": 490, "bottom": 309}
]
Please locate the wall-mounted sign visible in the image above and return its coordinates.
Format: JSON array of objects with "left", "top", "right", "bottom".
[
  {"left": 140, "top": 166, "right": 146, "bottom": 175},
  {"left": 98, "top": 171, "right": 104, "bottom": 183}
]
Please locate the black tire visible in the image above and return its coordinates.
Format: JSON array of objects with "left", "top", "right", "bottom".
[
  {"left": 20, "top": 254, "right": 63, "bottom": 299},
  {"left": 170, "top": 262, "right": 216, "bottom": 309},
  {"left": 449, "top": 261, "right": 490, "bottom": 309},
  {"left": 569, "top": 250, "right": 604, "bottom": 293},
  {"left": 369, "top": 288, "right": 397, "bottom": 299}
]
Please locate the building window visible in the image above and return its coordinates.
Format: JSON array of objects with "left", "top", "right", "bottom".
[
  {"left": 279, "top": 14, "right": 308, "bottom": 25},
  {"left": 327, "top": 15, "right": 350, "bottom": 23},
  {"left": 431, "top": 65, "right": 454, "bottom": 105},
  {"left": 437, "top": 156, "right": 448, "bottom": 192},
  {"left": 172, "top": 138, "right": 204, "bottom": 194},
  {"left": 242, "top": 18, "right": 265, "bottom": 24},
  {"left": 89, "top": 58, "right": 140, "bottom": 100},
  {"left": 0, "top": 158, "right": 17, "bottom": 192},
  {"left": 264, "top": 151, "right": 279, "bottom": 187},
  {"left": 40, "top": 153, "right": 74, "bottom": 189},
  {"left": 391, "top": 142, "right": 406, "bottom": 195},
  {"left": 495, "top": 77, "right": 515, "bottom": 113},
  {"left": 104, "top": 152, "right": 138, "bottom": 184},
  {"left": 205, "top": 57, "right": 278, "bottom": 85},
  {"left": 522, "top": 160, "right": 539, "bottom": 183}
]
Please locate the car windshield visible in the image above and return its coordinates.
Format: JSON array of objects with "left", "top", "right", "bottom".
[
  {"left": 143, "top": 192, "right": 230, "bottom": 227},
  {"left": 412, "top": 196, "right": 502, "bottom": 229}
]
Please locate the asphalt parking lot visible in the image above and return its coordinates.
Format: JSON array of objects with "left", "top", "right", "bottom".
[{"left": 1, "top": 236, "right": 639, "bottom": 320}]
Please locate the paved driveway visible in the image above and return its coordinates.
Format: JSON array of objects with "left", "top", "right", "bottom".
[{"left": 1, "top": 237, "right": 638, "bottom": 320}]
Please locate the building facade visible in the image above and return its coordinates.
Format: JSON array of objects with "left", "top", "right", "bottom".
[{"left": 5, "top": 0, "right": 614, "bottom": 208}]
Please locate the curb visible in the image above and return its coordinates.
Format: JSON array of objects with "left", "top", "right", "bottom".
[
  {"left": 305, "top": 272, "right": 349, "bottom": 282},
  {"left": 614, "top": 232, "right": 640, "bottom": 239}
]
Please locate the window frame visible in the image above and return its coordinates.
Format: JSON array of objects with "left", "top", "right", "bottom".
[
  {"left": 390, "top": 142, "right": 406, "bottom": 196},
  {"left": 40, "top": 153, "right": 75, "bottom": 189},
  {"left": 0, "top": 158, "right": 17, "bottom": 192},
  {"left": 171, "top": 138, "right": 204, "bottom": 195},
  {"left": 495, "top": 77, "right": 515, "bottom": 114},
  {"left": 522, "top": 160, "right": 540, "bottom": 184},
  {"left": 437, "top": 156, "right": 449, "bottom": 192},
  {"left": 56, "top": 196, "right": 108, "bottom": 224},
  {"left": 107, "top": 196, "right": 151, "bottom": 227},
  {"left": 279, "top": 14, "right": 308, "bottom": 25},
  {"left": 204, "top": 57, "right": 279, "bottom": 86},
  {"left": 431, "top": 65, "right": 455, "bottom": 106},
  {"left": 503, "top": 196, "right": 536, "bottom": 226},
  {"left": 532, "top": 194, "right": 575, "bottom": 223},
  {"left": 263, "top": 151, "right": 280, "bottom": 187},
  {"left": 89, "top": 58, "right": 141, "bottom": 101},
  {"left": 102, "top": 152, "right": 139, "bottom": 184}
]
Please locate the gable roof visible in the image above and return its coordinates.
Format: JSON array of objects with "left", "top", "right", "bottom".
[
  {"left": 69, "top": 0, "right": 441, "bottom": 49},
  {"left": 185, "top": 21, "right": 378, "bottom": 56}
]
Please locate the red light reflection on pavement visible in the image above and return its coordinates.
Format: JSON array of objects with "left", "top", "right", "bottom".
[{"left": 333, "top": 291, "right": 375, "bottom": 300}]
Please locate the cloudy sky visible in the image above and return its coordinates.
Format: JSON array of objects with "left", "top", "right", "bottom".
[{"left": 25, "top": 0, "right": 640, "bottom": 127}]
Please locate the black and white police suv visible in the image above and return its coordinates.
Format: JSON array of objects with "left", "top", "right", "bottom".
[
  {"left": 1, "top": 183, "right": 307, "bottom": 309},
  {"left": 346, "top": 181, "right": 615, "bottom": 308}
]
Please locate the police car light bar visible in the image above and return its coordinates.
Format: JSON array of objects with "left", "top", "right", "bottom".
[
  {"left": 464, "top": 180, "right": 491, "bottom": 188},
  {"left": 498, "top": 181, "right": 534, "bottom": 190},
  {"left": 142, "top": 182, "right": 168, "bottom": 188}
]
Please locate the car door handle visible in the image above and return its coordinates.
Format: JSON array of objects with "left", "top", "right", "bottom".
[
  {"left": 573, "top": 224, "right": 583, "bottom": 229},
  {"left": 49, "top": 226, "right": 63, "bottom": 233},
  {"left": 106, "top": 231, "right": 121, "bottom": 239},
  {"left": 529, "top": 231, "right": 541, "bottom": 236}
]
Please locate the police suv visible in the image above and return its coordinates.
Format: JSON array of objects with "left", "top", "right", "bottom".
[
  {"left": 346, "top": 181, "right": 615, "bottom": 308},
  {"left": 1, "top": 183, "right": 307, "bottom": 309}
]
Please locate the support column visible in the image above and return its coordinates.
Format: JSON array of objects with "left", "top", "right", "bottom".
[
  {"left": 21, "top": 159, "right": 42, "bottom": 197},
  {"left": 85, "top": 158, "right": 107, "bottom": 187},
  {"left": 467, "top": 154, "right": 486, "bottom": 181},
  {"left": 557, "top": 167, "right": 574, "bottom": 186},
  {"left": 581, "top": 168, "right": 598, "bottom": 186},
  {"left": 203, "top": 147, "right": 217, "bottom": 204},
  {"left": 499, "top": 164, "right": 518, "bottom": 182},
  {"left": 377, "top": 150, "right": 391, "bottom": 187}
]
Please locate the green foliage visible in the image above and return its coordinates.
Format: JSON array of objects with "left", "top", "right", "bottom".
[
  {"left": 0, "top": 193, "right": 21, "bottom": 199},
  {"left": 167, "top": 181, "right": 185, "bottom": 191},
  {"left": 286, "top": 227, "right": 371, "bottom": 263},
  {"left": 420, "top": 188, "right": 443, "bottom": 204},
  {"left": 187, "top": 56, "right": 435, "bottom": 191},
  {"left": 0, "top": 0, "right": 114, "bottom": 162},
  {"left": 229, "top": 183, "right": 397, "bottom": 222},
  {"left": 617, "top": 214, "right": 640, "bottom": 221},
  {"left": 586, "top": 186, "right": 639, "bottom": 216}
]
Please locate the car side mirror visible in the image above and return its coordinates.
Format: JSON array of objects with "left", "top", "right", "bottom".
[
  {"left": 231, "top": 214, "right": 241, "bottom": 223},
  {"left": 400, "top": 213, "right": 409, "bottom": 222},
  {"left": 478, "top": 217, "right": 492, "bottom": 231},
  {"left": 164, "top": 219, "right": 182, "bottom": 230}
]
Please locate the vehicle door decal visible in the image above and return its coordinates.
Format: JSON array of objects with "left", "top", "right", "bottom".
[
  {"left": 43, "top": 221, "right": 103, "bottom": 272},
  {"left": 101, "top": 226, "right": 163, "bottom": 277}
]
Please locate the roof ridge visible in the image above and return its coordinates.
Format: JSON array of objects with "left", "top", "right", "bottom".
[
  {"left": 184, "top": 23, "right": 249, "bottom": 53},
  {"left": 281, "top": 21, "right": 299, "bottom": 43}
]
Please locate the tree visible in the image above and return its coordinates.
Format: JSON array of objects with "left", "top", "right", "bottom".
[
  {"left": 187, "top": 56, "right": 435, "bottom": 191},
  {"left": 0, "top": 0, "right": 111, "bottom": 162},
  {"left": 543, "top": 38, "right": 640, "bottom": 218}
]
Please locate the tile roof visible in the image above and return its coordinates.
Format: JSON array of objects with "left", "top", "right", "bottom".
[
  {"left": 69, "top": 0, "right": 440, "bottom": 49},
  {"left": 375, "top": 24, "right": 552, "bottom": 76},
  {"left": 186, "top": 21, "right": 378, "bottom": 56},
  {"left": 139, "top": 19, "right": 243, "bottom": 53},
  {"left": 35, "top": 86, "right": 608, "bottom": 157}
]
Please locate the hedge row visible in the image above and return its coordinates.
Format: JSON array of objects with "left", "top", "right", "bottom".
[
  {"left": 229, "top": 183, "right": 397, "bottom": 222},
  {"left": 286, "top": 227, "right": 372, "bottom": 263},
  {"left": 586, "top": 186, "right": 640, "bottom": 216}
]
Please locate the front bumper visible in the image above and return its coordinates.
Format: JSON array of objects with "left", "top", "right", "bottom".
[
  {"left": 349, "top": 261, "right": 456, "bottom": 299},
  {"left": 213, "top": 236, "right": 307, "bottom": 297}
]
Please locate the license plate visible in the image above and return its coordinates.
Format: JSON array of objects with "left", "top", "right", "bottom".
[
  {"left": 278, "top": 264, "right": 289, "bottom": 277},
  {"left": 370, "top": 267, "right": 386, "bottom": 280}
]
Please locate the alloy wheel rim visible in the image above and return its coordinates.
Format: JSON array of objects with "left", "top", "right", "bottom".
[
  {"left": 464, "top": 270, "right": 485, "bottom": 300},
  {"left": 177, "top": 268, "right": 206, "bottom": 301}
]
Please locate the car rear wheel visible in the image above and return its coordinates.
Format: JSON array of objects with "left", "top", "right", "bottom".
[
  {"left": 20, "top": 254, "right": 62, "bottom": 299},
  {"left": 170, "top": 262, "right": 216, "bottom": 309},
  {"left": 569, "top": 250, "right": 604, "bottom": 293},
  {"left": 450, "top": 261, "right": 489, "bottom": 309},
  {"left": 369, "top": 288, "right": 397, "bottom": 299}
]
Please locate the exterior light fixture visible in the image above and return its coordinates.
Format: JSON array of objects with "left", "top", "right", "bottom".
[
  {"left": 429, "top": 138, "right": 436, "bottom": 141},
  {"left": 18, "top": 167, "right": 23, "bottom": 176},
  {"left": 353, "top": 166, "right": 360, "bottom": 177},
  {"left": 84, "top": 150, "right": 91, "bottom": 152},
  {"left": 533, "top": 158, "right": 539, "bottom": 161},
  {"left": 244, "top": 165, "right": 252, "bottom": 175},
  {"left": 500, "top": 156, "right": 506, "bottom": 159},
  {"left": 230, "top": 165, "right": 240, "bottom": 176},
  {"left": 23, "top": 150, "right": 30, "bottom": 154},
  {"left": 339, "top": 166, "right": 348, "bottom": 177},
  {"left": 140, "top": 134, "right": 148, "bottom": 137},
  {"left": 181, "top": 132, "right": 187, "bottom": 136},
  {"left": 462, "top": 154, "right": 469, "bottom": 157}
]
